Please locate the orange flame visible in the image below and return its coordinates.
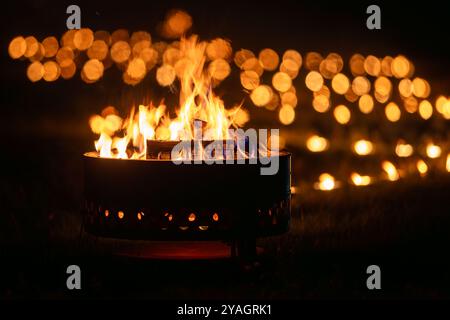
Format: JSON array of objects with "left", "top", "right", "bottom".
[{"left": 89, "top": 36, "right": 248, "bottom": 159}]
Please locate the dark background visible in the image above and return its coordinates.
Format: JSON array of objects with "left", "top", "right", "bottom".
[{"left": 0, "top": 0, "right": 449, "bottom": 300}]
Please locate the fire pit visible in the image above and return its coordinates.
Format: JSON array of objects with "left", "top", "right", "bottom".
[
  {"left": 82, "top": 148, "right": 291, "bottom": 258},
  {"left": 76, "top": 34, "right": 293, "bottom": 259}
]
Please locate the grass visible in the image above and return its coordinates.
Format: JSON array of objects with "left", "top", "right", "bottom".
[{"left": 1, "top": 137, "right": 450, "bottom": 299}]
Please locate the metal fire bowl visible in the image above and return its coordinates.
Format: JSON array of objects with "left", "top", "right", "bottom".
[{"left": 83, "top": 152, "right": 291, "bottom": 240}]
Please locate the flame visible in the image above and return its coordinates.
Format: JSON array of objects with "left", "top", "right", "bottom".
[{"left": 89, "top": 36, "right": 248, "bottom": 159}]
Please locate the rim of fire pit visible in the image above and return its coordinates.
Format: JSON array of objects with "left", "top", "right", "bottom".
[{"left": 83, "top": 150, "right": 290, "bottom": 162}]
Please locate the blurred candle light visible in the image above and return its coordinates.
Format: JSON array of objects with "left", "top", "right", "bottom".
[
  {"left": 306, "top": 135, "right": 329, "bottom": 152},
  {"left": 442, "top": 100, "right": 450, "bottom": 119},
  {"left": 391, "top": 55, "right": 410, "bottom": 78},
  {"left": 350, "top": 172, "right": 372, "bottom": 186},
  {"left": 278, "top": 104, "right": 295, "bottom": 125},
  {"left": 26, "top": 61, "right": 45, "bottom": 82},
  {"left": 381, "top": 56, "right": 393, "bottom": 76},
  {"left": 240, "top": 70, "right": 260, "bottom": 90},
  {"left": 305, "top": 71, "right": 324, "bottom": 92},
  {"left": 281, "top": 91, "right": 298, "bottom": 108},
  {"left": 435, "top": 96, "right": 447, "bottom": 114},
  {"left": 208, "top": 58, "right": 231, "bottom": 81},
  {"left": 352, "top": 76, "right": 371, "bottom": 96},
  {"left": 412, "top": 77, "right": 431, "bottom": 98},
  {"left": 353, "top": 139, "right": 373, "bottom": 156},
  {"left": 234, "top": 49, "right": 255, "bottom": 68},
  {"left": 312, "top": 94, "right": 330, "bottom": 113},
  {"left": 364, "top": 55, "right": 381, "bottom": 76},
  {"left": 24, "top": 36, "right": 39, "bottom": 58},
  {"left": 426, "top": 143, "right": 442, "bottom": 159},
  {"left": 305, "top": 52, "right": 323, "bottom": 71},
  {"left": 333, "top": 104, "right": 351, "bottom": 124},
  {"left": 398, "top": 78, "right": 413, "bottom": 97},
  {"left": 416, "top": 159, "right": 428, "bottom": 177},
  {"left": 251, "top": 85, "right": 273, "bottom": 107},
  {"left": 418, "top": 100, "right": 433, "bottom": 120},
  {"left": 358, "top": 94, "right": 374, "bottom": 114},
  {"left": 349, "top": 53, "right": 365, "bottom": 76},
  {"left": 8, "top": 36, "right": 27, "bottom": 59},
  {"left": 385, "top": 102, "right": 401, "bottom": 122},
  {"left": 395, "top": 141, "right": 413, "bottom": 157},
  {"left": 314, "top": 173, "right": 336, "bottom": 191},
  {"left": 73, "top": 28, "right": 94, "bottom": 51},
  {"left": 272, "top": 72, "right": 292, "bottom": 92},
  {"left": 280, "top": 59, "right": 300, "bottom": 79},
  {"left": 259, "top": 48, "right": 279, "bottom": 71},
  {"left": 156, "top": 64, "right": 176, "bottom": 86},
  {"left": 283, "top": 50, "right": 302, "bottom": 68},
  {"left": 382, "top": 161, "right": 400, "bottom": 181},
  {"left": 331, "top": 73, "right": 350, "bottom": 95},
  {"left": 403, "top": 96, "right": 419, "bottom": 113},
  {"left": 446, "top": 154, "right": 450, "bottom": 172}
]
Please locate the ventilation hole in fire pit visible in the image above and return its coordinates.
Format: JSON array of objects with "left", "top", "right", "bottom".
[
  {"left": 199, "top": 226, "right": 209, "bottom": 231},
  {"left": 179, "top": 226, "right": 189, "bottom": 231},
  {"left": 137, "top": 212, "right": 144, "bottom": 221},
  {"left": 164, "top": 212, "right": 173, "bottom": 222},
  {"left": 188, "top": 213, "right": 196, "bottom": 222},
  {"left": 118, "top": 211, "right": 124, "bottom": 219},
  {"left": 212, "top": 213, "right": 219, "bottom": 221},
  {"left": 104, "top": 209, "right": 110, "bottom": 217}
]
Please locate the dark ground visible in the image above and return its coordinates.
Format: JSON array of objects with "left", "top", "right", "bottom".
[
  {"left": 1, "top": 0, "right": 450, "bottom": 301},
  {"left": 1, "top": 135, "right": 449, "bottom": 300}
]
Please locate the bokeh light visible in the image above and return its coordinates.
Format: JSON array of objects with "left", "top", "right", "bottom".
[
  {"left": 306, "top": 135, "right": 329, "bottom": 152},
  {"left": 278, "top": 104, "right": 295, "bottom": 125},
  {"left": 353, "top": 139, "right": 373, "bottom": 156},
  {"left": 385, "top": 102, "right": 401, "bottom": 122},
  {"left": 333, "top": 104, "right": 351, "bottom": 124}
]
